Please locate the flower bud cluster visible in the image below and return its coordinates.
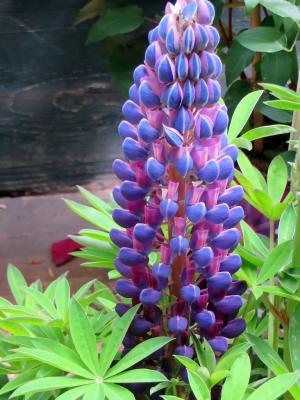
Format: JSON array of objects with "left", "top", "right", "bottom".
[{"left": 111, "top": 0, "right": 246, "bottom": 359}]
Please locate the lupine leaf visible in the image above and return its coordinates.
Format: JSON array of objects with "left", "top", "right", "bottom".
[
  {"left": 240, "top": 220, "right": 269, "bottom": 257},
  {"left": 77, "top": 186, "right": 112, "bottom": 216},
  {"left": 221, "top": 353, "right": 251, "bottom": 400},
  {"left": 82, "top": 384, "right": 105, "bottom": 400},
  {"left": 267, "top": 155, "right": 288, "bottom": 204},
  {"left": 259, "top": 83, "right": 300, "bottom": 102},
  {"left": 0, "top": 369, "right": 37, "bottom": 395},
  {"left": 106, "top": 336, "right": 173, "bottom": 377},
  {"left": 241, "top": 124, "right": 294, "bottom": 141},
  {"left": 246, "top": 373, "right": 299, "bottom": 400},
  {"left": 289, "top": 303, "right": 300, "bottom": 372},
  {"left": 228, "top": 91, "right": 263, "bottom": 142},
  {"left": 102, "top": 383, "right": 135, "bottom": 400},
  {"left": 265, "top": 100, "right": 300, "bottom": 111},
  {"left": 161, "top": 397, "right": 182, "bottom": 400},
  {"left": 56, "top": 385, "right": 93, "bottom": 400},
  {"left": 225, "top": 40, "right": 255, "bottom": 86},
  {"left": 105, "top": 369, "right": 168, "bottom": 383},
  {"left": 55, "top": 278, "right": 70, "bottom": 321},
  {"left": 99, "top": 305, "right": 139, "bottom": 376},
  {"left": 237, "top": 151, "right": 267, "bottom": 192},
  {"left": 21, "top": 287, "right": 58, "bottom": 319},
  {"left": 260, "top": 0, "right": 300, "bottom": 21},
  {"left": 69, "top": 299, "right": 99, "bottom": 375},
  {"left": 278, "top": 205, "right": 296, "bottom": 244},
  {"left": 7, "top": 265, "right": 27, "bottom": 305},
  {"left": 237, "top": 27, "right": 287, "bottom": 53},
  {"left": 188, "top": 370, "right": 210, "bottom": 400}
]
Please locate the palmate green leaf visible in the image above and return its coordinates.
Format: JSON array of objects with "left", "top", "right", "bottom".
[
  {"left": 55, "top": 277, "right": 70, "bottom": 322},
  {"left": 210, "top": 370, "right": 230, "bottom": 387},
  {"left": 69, "top": 300, "right": 99, "bottom": 376},
  {"left": 77, "top": 186, "right": 112, "bottom": 216},
  {"left": 56, "top": 385, "right": 93, "bottom": 400},
  {"left": 73, "top": 0, "right": 106, "bottom": 26},
  {"left": 94, "top": 281, "right": 117, "bottom": 304},
  {"left": 289, "top": 303, "right": 300, "bottom": 372},
  {"left": 106, "top": 336, "right": 173, "bottom": 377},
  {"left": 105, "top": 368, "right": 168, "bottom": 383},
  {"left": 188, "top": 370, "right": 211, "bottom": 400},
  {"left": 260, "top": 0, "right": 300, "bottom": 22},
  {"left": 7, "top": 264, "right": 27, "bottom": 305},
  {"left": 232, "top": 137, "right": 253, "bottom": 151},
  {"left": 241, "top": 124, "right": 294, "bottom": 142},
  {"left": 259, "top": 83, "right": 300, "bottom": 102},
  {"left": 79, "top": 229, "right": 110, "bottom": 242},
  {"left": 0, "top": 320, "right": 30, "bottom": 336},
  {"left": 267, "top": 155, "right": 288, "bottom": 205},
  {"left": 81, "top": 261, "right": 115, "bottom": 269},
  {"left": 221, "top": 353, "right": 251, "bottom": 400},
  {"left": 244, "top": 0, "right": 259, "bottom": 13},
  {"left": 265, "top": 100, "right": 300, "bottom": 111},
  {"left": 99, "top": 304, "right": 139, "bottom": 376},
  {"left": 237, "top": 151, "right": 267, "bottom": 191},
  {"left": 64, "top": 199, "right": 118, "bottom": 232},
  {"left": 278, "top": 205, "right": 296, "bottom": 244},
  {"left": 21, "top": 287, "right": 58, "bottom": 319},
  {"left": 279, "top": 272, "right": 299, "bottom": 294},
  {"left": 237, "top": 27, "right": 288, "bottom": 53},
  {"left": 246, "top": 373, "right": 299, "bottom": 400},
  {"left": 0, "top": 369, "right": 37, "bottom": 395},
  {"left": 215, "top": 343, "right": 251, "bottom": 372},
  {"left": 256, "top": 240, "right": 293, "bottom": 284},
  {"left": 174, "top": 355, "right": 202, "bottom": 373},
  {"left": 86, "top": 5, "right": 144, "bottom": 44},
  {"left": 225, "top": 39, "right": 255, "bottom": 86},
  {"left": 253, "top": 285, "right": 300, "bottom": 301},
  {"left": 74, "top": 280, "right": 97, "bottom": 300},
  {"left": 69, "top": 235, "right": 115, "bottom": 252},
  {"left": 10, "top": 377, "right": 91, "bottom": 398},
  {"left": 240, "top": 220, "right": 269, "bottom": 257},
  {"left": 261, "top": 51, "right": 292, "bottom": 86},
  {"left": 102, "top": 382, "right": 135, "bottom": 400},
  {"left": 228, "top": 90, "right": 263, "bottom": 142},
  {"left": 82, "top": 384, "right": 105, "bottom": 400},
  {"left": 161, "top": 396, "right": 182, "bottom": 400}
]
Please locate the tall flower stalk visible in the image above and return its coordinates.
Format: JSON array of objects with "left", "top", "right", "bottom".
[{"left": 111, "top": 0, "right": 246, "bottom": 363}]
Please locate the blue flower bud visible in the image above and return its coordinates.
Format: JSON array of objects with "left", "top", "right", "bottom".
[
  {"left": 220, "top": 254, "right": 242, "bottom": 274},
  {"left": 153, "top": 263, "right": 172, "bottom": 279},
  {"left": 158, "top": 14, "right": 174, "bottom": 42},
  {"left": 163, "top": 125, "right": 184, "bottom": 147},
  {"left": 215, "top": 295, "right": 243, "bottom": 314},
  {"left": 112, "top": 187, "right": 127, "bottom": 209},
  {"left": 134, "top": 223, "right": 156, "bottom": 243},
  {"left": 176, "top": 53, "right": 189, "bottom": 81},
  {"left": 221, "top": 144, "right": 239, "bottom": 162},
  {"left": 123, "top": 138, "right": 148, "bottom": 161},
  {"left": 160, "top": 199, "right": 179, "bottom": 219},
  {"left": 189, "top": 53, "right": 201, "bottom": 81},
  {"left": 139, "top": 81, "right": 161, "bottom": 109},
  {"left": 213, "top": 109, "right": 229, "bottom": 135},
  {"left": 120, "top": 181, "right": 146, "bottom": 201},
  {"left": 206, "top": 203, "right": 230, "bottom": 224},
  {"left": 198, "top": 159, "right": 220, "bottom": 183},
  {"left": 130, "top": 316, "right": 153, "bottom": 336},
  {"left": 193, "top": 246, "right": 213, "bottom": 267},
  {"left": 194, "top": 23, "right": 209, "bottom": 51},
  {"left": 168, "top": 316, "right": 188, "bottom": 334},
  {"left": 166, "top": 26, "right": 180, "bottom": 55},
  {"left": 122, "top": 100, "right": 144, "bottom": 124},
  {"left": 157, "top": 54, "right": 175, "bottom": 84},
  {"left": 181, "top": 284, "right": 200, "bottom": 304},
  {"left": 123, "top": 335, "right": 136, "bottom": 348},
  {"left": 218, "top": 156, "right": 234, "bottom": 180},
  {"left": 146, "top": 157, "right": 166, "bottom": 181},
  {"left": 207, "top": 271, "right": 232, "bottom": 291},
  {"left": 115, "top": 279, "right": 141, "bottom": 298},
  {"left": 207, "top": 79, "right": 221, "bottom": 105},
  {"left": 113, "top": 159, "right": 136, "bottom": 182},
  {"left": 206, "top": 25, "right": 220, "bottom": 50},
  {"left": 175, "top": 107, "right": 192, "bottom": 133},
  {"left": 145, "top": 41, "right": 162, "bottom": 69},
  {"left": 211, "top": 228, "right": 241, "bottom": 250},
  {"left": 119, "top": 247, "right": 147, "bottom": 267},
  {"left": 183, "top": 80, "right": 195, "bottom": 107},
  {"left": 194, "top": 81, "right": 209, "bottom": 109},
  {"left": 138, "top": 119, "right": 160, "bottom": 143},
  {"left": 183, "top": 1, "right": 198, "bottom": 19},
  {"left": 133, "top": 65, "right": 148, "bottom": 87},
  {"left": 110, "top": 229, "right": 133, "bottom": 248},
  {"left": 186, "top": 202, "right": 206, "bottom": 224},
  {"left": 165, "top": 82, "right": 183, "bottom": 109},
  {"left": 220, "top": 318, "right": 246, "bottom": 338},
  {"left": 170, "top": 235, "right": 189, "bottom": 255},
  {"left": 211, "top": 54, "right": 223, "bottom": 79},
  {"left": 200, "top": 51, "right": 215, "bottom": 78},
  {"left": 118, "top": 121, "right": 138, "bottom": 140},
  {"left": 175, "top": 150, "right": 193, "bottom": 177},
  {"left": 112, "top": 209, "right": 140, "bottom": 228},
  {"left": 129, "top": 84, "right": 140, "bottom": 104},
  {"left": 227, "top": 280, "right": 247, "bottom": 296},
  {"left": 175, "top": 346, "right": 194, "bottom": 359},
  {"left": 115, "top": 302, "right": 131, "bottom": 316},
  {"left": 148, "top": 26, "right": 159, "bottom": 43},
  {"left": 183, "top": 25, "right": 195, "bottom": 55},
  {"left": 115, "top": 258, "right": 133, "bottom": 278},
  {"left": 218, "top": 186, "right": 244, "bottom": 206},
  {"left": 195, "top": 114, "right": 213, "bottom": 139},
  {"left": 140, "top": 288, "right": 162, "bottom": 306},
  {"left": 224, "top": 206, "right": 245, "bottom": 229},
  {"left": 195, "top": 310, "right": 216, "bottom": 329},
  {"left": 208, "top": 337, "right": 228, "bottom": 354},
  {"left": 197, "top": 0, "right": 215, "bottom": 25}
]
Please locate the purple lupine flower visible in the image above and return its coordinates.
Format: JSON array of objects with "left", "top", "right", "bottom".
[{"left": 111, "top": 0, "right": 245, "bottom": 359}]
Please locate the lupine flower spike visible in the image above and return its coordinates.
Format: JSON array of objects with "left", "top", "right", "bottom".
[{"left": 112, "top": 0, "right": 246, "bottom": 360}]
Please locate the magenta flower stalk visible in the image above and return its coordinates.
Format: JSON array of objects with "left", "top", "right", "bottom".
[{"left": 111, "top": 0, "right": 246, "bottom": 358}]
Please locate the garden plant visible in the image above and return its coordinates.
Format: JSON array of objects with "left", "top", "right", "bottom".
[{"left": 1, "top": 0, "right": 300, "bottom": 399}]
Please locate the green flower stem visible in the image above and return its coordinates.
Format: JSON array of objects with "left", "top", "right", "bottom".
[{"left": 268, "top": 221, "right": 278, "bottom": 358}]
